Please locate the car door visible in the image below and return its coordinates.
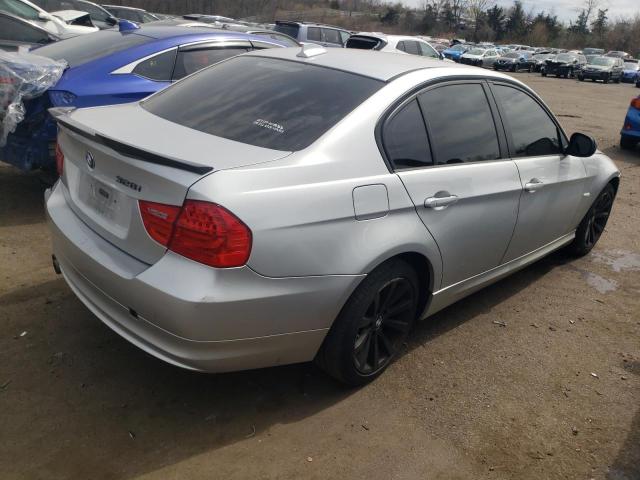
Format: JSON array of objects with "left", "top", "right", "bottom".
[
  {"left": 489, "top": 82, "right": 589, "bottom": 262},
  {"left": 388, "top": 81, "right": 522, "bottom": 288}
]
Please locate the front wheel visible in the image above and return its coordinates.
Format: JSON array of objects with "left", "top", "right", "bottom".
[
  {"left": 565, "top": 184, "right": 615, "bottom": 257},
  {"left": 578, "top": 75, "right": 585, "bottom": 81},
  {"left": 315, "top": 259, "right": 419, "bottom": 386}
]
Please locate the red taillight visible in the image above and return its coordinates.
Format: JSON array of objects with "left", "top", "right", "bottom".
[
  {"left": 55, "top": 142, "right": 64, "bottom": 176},
  {"left": 139, "top": 200, "right": 180, "bottom": 246},
  {"left": 138, "top": 199, "right": 252, "bottom": 268},
  {"left": 631, "top": 98, "right": 640, "bottom": 110}
]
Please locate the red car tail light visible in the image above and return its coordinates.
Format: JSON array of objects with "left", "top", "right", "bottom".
[
  {"left": 139, "top": 200, "right": 181, "bottom": 246},
  {"left": 55, "top": 142, "right": 64, "bottom": 176},
  {"left": 139, "top": 199, "right": 252, "bottom": 268},
  {"left": 630, "top": 98, "right": 640, "bottom": 110}
]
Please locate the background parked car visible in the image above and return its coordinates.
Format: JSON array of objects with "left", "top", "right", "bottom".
[
  {"left": 621, "top": 59, "right": 640, "bottom": 83},
  {"left": 102, "top": 4, "right": 158, "bottom": 23},
  {"left": 578, "top": 56, "right": 623, "bottom": 83},
  {"left": 345, "top": 33, "right": 441, "bottom": 60},
  {"left": 606, "top": 50, "right": 631, "bottom": 60},
  {"left": 29, "top": 0, "right": 116, "bottom": 28},
  {"left": 531, "top": 53, "right": 554, "bottom": 72},
  {"left": 1, "top": 24, "right": 288, "bottom": 171},
  {"left": 273, "top": 20, "right": 350, "bottom": 47},
  {"left": 620, "top": 96, "right": 640, "bottom": 149},
  {"left": 0, "top": 10, "right": 59, "bottom": 50},
  {"left": 493, "top": 51, "right": 533, "bottom": 72},
  {"left": 542, "top": 53, "right": 586, "bottom": 78},
  {"left": 441, "top": 43, "right": 469, "bottom": 61},
  {"left": 583, "top": 47, "right": 605, "bottom": 55},
  {"left": 0, "top": 0, "right": 97, "bottom": 37},
  {"left": 459, "top": 47, "right": 499, "bottom": 67}
]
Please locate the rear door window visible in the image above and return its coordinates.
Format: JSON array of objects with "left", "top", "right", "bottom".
[
  {"left": 172, "top": 46, "right": 249, "bottom": 80},
  {"left": 0, "top": 15, "right": 50, "bottom": 43},
  {"left": 419, "top": 83, "right": 500, "bottom": 165},
  {"left": 306, "top": 26, "right": 321, "bottom": 42},
  {"left": 143, "top": 56, "right": 383, "bottom": 151},
  {"left": 132, "top": 49, "right": 176, "bottom": 81},
  {"left": 402, "top": 41, "right": 420, "bottom": 56},
  {"left": 322, "top": 28, "right": 341, "bottom": 45},
  {"left": 492, "top": 84, "right": 562, "bottom": 157},
  {"left": 383, "top": 99, "right": 432, "bottom": 169}
]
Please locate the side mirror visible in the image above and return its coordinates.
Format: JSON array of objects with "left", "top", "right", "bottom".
[
  {"left": 565, "top": 132, "right": 597, "bottom": 157},
  {"left": 106, "top": 16, "right": 117, "bottom": 26}
]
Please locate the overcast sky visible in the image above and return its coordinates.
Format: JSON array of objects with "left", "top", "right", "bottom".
[{"left": 400, "top": 0, "right": 640, "bottom": 23}]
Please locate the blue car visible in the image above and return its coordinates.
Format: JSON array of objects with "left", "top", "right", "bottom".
[
  {"left": 621, "top": 60, "right": 640, "bottom": 83},
  {"left": 1, "top": 22, "right": 286, "bottom": 172},
  {"left": 620, "top": 97, "right": 640, "bottom": 150},
  {"left": 442, "top": 44, "right": 469, "bottom": 62}
]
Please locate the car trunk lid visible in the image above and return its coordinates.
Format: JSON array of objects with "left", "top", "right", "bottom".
[{"left": 55, "top": 103, "right": 291, "bottom": 265}]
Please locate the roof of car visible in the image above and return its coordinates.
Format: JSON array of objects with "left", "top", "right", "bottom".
[{"left": 247, "top": 47, "right": 508, "bottom": 82}]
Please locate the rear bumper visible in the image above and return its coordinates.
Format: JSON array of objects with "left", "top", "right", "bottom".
[
  {"left": 581, "top": 71, "right": 610, "bottom": 80},
  {"left": 46, "top": 181, "right": 362, "bottom": 372},
  {"left": 621, "top": 107, "right": 640, "bottom": 138}
]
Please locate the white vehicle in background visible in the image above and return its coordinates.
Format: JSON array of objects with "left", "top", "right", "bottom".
[
  {"left": 459, "top": 47, "right": 499, "bottom": 68},
  {"left": 0, "top": 0, "right": 97, "bottom": 37},
  {"left": 345, "top": 32, "right": 444, "bottom": 61}
]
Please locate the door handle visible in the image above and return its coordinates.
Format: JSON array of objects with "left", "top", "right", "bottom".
[
  {"left": 524, "top": 179, "right": 544, "bottom": 192},
  {"left": 425, "top": 195, "right": 459, "bottom": 209}
]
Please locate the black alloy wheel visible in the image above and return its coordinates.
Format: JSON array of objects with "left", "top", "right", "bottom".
[
  {"left": 566, "top": 184, "right": 615, "bottom": 257},
  {"left": 353, "top": 278, "right": 415, "bottom": 375}
]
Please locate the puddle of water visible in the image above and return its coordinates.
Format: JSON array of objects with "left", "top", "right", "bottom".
[
  {"left": 582, "top": 272, "right": 618, "bottom": 294},
  {"left": 591, "top": 250, "right": 640, "bottom": 273}
]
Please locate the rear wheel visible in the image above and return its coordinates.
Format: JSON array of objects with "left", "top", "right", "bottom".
[
  {"left": 604, "top": 74, "right": 610, "bottom": 84},
  {"left": 578, "top": 75, "right": 585, "bottom": 81},
  {"left": 565, "top": 184, "right": 615, "bottom": 257},
  {"left": 620, "top": 135, "right": 638, "bottom": 150},
  {"left": 541, "top": 71, "right": 547, "bottom": 77},
  {"left": 315, "top": 259, "right": 419, "bottom": 386}
]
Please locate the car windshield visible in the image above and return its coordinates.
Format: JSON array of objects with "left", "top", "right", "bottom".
[
  {"left": 34, "top": 30, "right": 149, "bottom": 66},
  {"left": 556, "top": 54, "right": 574, "bottom": 62},
  {"left": 591, "top": 56, "right": 615, "bottom": 66},
  {"left": 142, "top": 56, "right": 384, "bottom": 151},
  {"left": 468, "top": 48, "right": 485, "bottom": 55},
  {"left": 624, "top": 62, "right": 639, "bottom": 70},
  {"left": 273, "top": 23, "right": 299, "bottom": 38},
  {"left": 450, "top": 44, "right": 466, "bottom": 51},
  {"left": 503, "top": 52, "right": 520, "bottom": 58}
]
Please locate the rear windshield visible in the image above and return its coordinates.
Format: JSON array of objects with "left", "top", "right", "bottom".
[
  {"left": 142, "top": 56, "right": 383, "bottom": 151},
  {"left": 34, "top": 30, "right": 149, "bottom": 67},
  {"left": 273, "top": 23, "right": 299, "bottom": 39},
  {"left": 346, "top": 36, "right": 382, "bottom": 50}
]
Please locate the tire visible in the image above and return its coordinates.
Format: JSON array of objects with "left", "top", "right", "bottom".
[
  {"left": 620, "top": 135, "right": 638, "bottom": 150},
  {"left": 578, "top": 75, "right": 584, "bottom": 81},
  {"left": 604, "top": 74, "right": 610, "bottom": 84},
  {"left": 511, "top": 65, "right": 517, "bottom": 72},
  {"left": 614, "top": 76, "right": 620, "bottom": 84},
  {"left": 541, "top": 71, "right": 547, "bottom": 77},
  {"left": 565, "top": 184, "right": 615, "bottom": 257},
  {"left": 315, "top": 259, "right": 419, "bottom": 386},
  {"left": 636, "top": 81, "right": 640, "bottom": 88}
]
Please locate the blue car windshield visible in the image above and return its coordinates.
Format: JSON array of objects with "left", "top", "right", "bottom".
[{"left": 34, "top": 31, "right": 149, "bottom": 67}]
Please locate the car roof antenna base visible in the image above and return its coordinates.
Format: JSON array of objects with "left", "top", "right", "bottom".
[{"left": 297, "top": 44, "right": 327, "bottom": 58}]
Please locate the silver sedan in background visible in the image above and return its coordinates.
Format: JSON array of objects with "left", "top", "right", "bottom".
[{"left": 47, "top": 47, "right": 619, "bottom": 386}]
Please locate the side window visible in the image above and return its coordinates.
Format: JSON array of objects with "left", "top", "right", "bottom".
[
  {"left": 339, "top": 30, "right": 350, "bottom": 44},
  {"left": 132, "top": 49, "right": 176, "bottom": 81},
  {"left": 173, "top": 47, "right": 249, "bottom": 80},
  {"left": 419, "top": 83, "right": 500, "bottom": 165},
  {"left": 403, "top": 41, "right": 420, "bottom": 56},
  {"left": 492, "top": 84, "right": 562, "bottom": 157},
  {"left": 396, "top": 41, "right": 405, "bottom": 52},
  {"left": 383, "top": 99, "right": 432, "bottom": 170},
  {"left": 0, "top": 16, "right": 49, "bottom": 43},
  {"left": 322, "top": 28, "right": 341, "bottom": 45},
  {"left": 419, "top": 42, "right": 439, "bottom": 58},
  {"left": 0, "top": 0, "right": 40, "bottom": 20},
  {"left": 306, "top": 26, "right": 321, "bottom": 42}
]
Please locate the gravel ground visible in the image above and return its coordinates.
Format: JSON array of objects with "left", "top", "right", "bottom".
[{"left": 0, "top": 72, "right": 638, "bottom": 480}]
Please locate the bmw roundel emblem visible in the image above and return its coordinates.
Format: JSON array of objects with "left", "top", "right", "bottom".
[{"left": 85, "top": 151, "right": 95, "bottom": 170}]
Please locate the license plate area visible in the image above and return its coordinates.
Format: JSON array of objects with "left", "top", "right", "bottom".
[{"left": 83, "top": 177, "right": 120, "bottom": 220}]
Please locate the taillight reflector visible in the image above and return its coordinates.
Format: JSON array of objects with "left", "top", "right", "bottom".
[
  {"left": 139, "top": 200, "right": 180, "bottom": 246},
  {"left": 138, "top": 199, "right": 252, "bottom": 268},
  {"left": 631, "top": 98, "right": 640, "bottom": 110},
  {"left": 55, "top": 142, "right": 64, "bottom": 177}
]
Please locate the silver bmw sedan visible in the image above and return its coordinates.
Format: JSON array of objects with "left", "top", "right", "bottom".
[{"left": 46, "top": 46, "right": 620, "bottom": 386}]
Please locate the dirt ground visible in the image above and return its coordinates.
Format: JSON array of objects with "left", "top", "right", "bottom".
[{"left": 0, "top": 73, "right": 639, "bottom": 480}]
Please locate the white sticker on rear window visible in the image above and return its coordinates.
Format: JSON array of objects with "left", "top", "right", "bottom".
[{"left": 253, "top": 118, "right": 284, "bottom": 134}]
